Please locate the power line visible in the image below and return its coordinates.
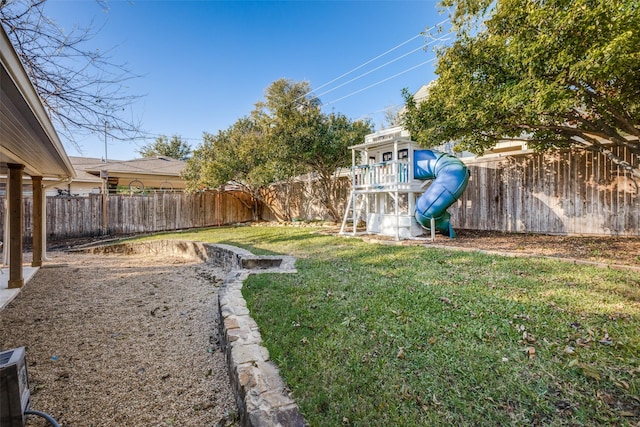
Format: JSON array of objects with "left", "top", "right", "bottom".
[
  {"left": 114, "top": 133, "right": 204, "bottom": 153},
  {"left": 322, "top": 57, "right": 437, "bottom": 107},
  {"left": 355, "top": 104, "right": 403, "bottom": 122},
  {"left": 136, "top": 132, "right": 203, "bottom": 142},
  {"left": 299, "top": 17, "right": 450, "bottom": 103},
  {"left": 312, "top": 45, "right": 424, "bottom": 100},
  {"left": 302, "top": 34, "right": 422, "bottom": 100},
  {"left": 312, "top": 34, "right": 450, "bottom": 102}
]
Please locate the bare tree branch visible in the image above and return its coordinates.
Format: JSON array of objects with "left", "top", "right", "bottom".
[{"left": 0, "top": 0, "right": 143, "bottom": 151}]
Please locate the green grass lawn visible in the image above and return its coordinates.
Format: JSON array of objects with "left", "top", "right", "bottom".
[{"left": 138, "top": 226, "right": 640, "bottom": 426}]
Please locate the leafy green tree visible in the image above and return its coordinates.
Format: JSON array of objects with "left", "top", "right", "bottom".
[
  {"left": 291, "top": 111, "right": 372, "bottom": 221},
  {"left": 182, "top": 113, "right": 288, "bottom": 220},
  {"left": 264, "top": 79, "right": 373, "bottom": 221},
  {"left": 184, "top": 78, "right": 372, "bottom": 221},
  {"left": 403, "top": 0, "right": 640, "bottom": 178},
  {"left": 137, "top": 135, "right": 191, "bottom": 160}
]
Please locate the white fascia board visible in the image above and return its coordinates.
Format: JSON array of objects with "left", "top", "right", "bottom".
[{"left": 0, "top": 26, "right": 75, "bottom": 178}]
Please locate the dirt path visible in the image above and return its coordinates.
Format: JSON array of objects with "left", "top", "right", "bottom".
[{"left": 0, "top": 251, "right": 237, "bottom": 427}]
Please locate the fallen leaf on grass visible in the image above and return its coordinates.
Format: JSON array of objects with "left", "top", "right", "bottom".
[
  {"left": 522, "top": 331, "right": 536, "bottom": 344},
  {"left": 576, "top": 337, "right": 592, "bottom": 347},
  {"left": 596, "top": 390, "right": 616, "bottom": 405},
  {"left": 613, "top": 379, "right": 629, "bottom": 390},
  {"left": 598, "top": 333, "right": 613, "bottom": 345},
  {"left": 397, "top": 347, "right": 406, "bottom": 359},
  {"left": 524, "top": 346, "right": 536, "bottom": 359}
]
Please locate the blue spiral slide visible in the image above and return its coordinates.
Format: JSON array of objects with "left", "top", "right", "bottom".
[{"left": 414, "top": 150, "right": 470, "bottom": 238}]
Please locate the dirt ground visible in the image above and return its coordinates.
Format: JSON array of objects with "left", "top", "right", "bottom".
[
  {"left": 0, "top": 251, "right": 237, "bottom": 427},
  {"left": 429, "top": 229, "right": 640, "bottom": 267}
]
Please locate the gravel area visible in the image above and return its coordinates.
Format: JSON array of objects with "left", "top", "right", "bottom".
[{"left": 0, "top": 251, "right": 237, "bottom": 427}]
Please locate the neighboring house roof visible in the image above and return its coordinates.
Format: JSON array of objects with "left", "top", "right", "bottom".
[
  {"left": 397, "top": 83, "right": 433, "bottom": 118},
  {"left": 0, "top": 26, "right": 74, "bottom": 178},
  {"left": 70, "top": 156, "right": 187, "bottom": 189},
  {"left": 412, "top": 83, "right": 432, "bottom": 104}
]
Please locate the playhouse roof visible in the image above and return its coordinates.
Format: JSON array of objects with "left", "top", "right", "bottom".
[{"left": 350, "top": 126, "right": 413, "bottom": 151}]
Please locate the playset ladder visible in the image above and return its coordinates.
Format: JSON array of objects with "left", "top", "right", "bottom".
[{"left": 339, "top": 190, "right": 366, "bottom": 235}]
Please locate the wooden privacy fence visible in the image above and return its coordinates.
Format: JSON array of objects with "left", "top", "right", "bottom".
[
  {"left": 263, "top": 147, "right": 639, "bottom": 236},
  {"left": 0, "top": 190, "right": 254, "bottom": 243},
  {"left": 450, "top": 147, "right": 639, "bottom": 235},
  {"left": 105, "top": 190, "right": 252, "bottom": 234},
  {"left": 2, "top": 148, "right": 637, "bottom": 242},
  {"left": 261, "top": 176, "right": 351, "bottom": 222}
]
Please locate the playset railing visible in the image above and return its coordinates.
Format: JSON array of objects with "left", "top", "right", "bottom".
[{"left": 352, "top": 160, "right": 410, "bottom": 190}]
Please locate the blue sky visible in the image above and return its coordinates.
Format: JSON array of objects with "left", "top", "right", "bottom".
[{"left": 44, "top": 0, "right": 450, "bottom": 160}]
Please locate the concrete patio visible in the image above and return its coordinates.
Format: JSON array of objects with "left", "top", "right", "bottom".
[{"left": 0, "top": 265, "right": 39, "bottom": 311}]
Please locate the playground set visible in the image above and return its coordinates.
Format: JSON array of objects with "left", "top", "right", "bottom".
[{"left": 339, "top": 126, "right": 470, "bottom": 240}]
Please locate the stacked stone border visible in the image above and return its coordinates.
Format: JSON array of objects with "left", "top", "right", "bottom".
[{"left": 75, "top": 240, "right": 306, "bottom": 427}]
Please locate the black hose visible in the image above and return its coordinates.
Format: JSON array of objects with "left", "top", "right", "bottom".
[{"left": 24, "top": 409, "right": 61, "bottom": 427}]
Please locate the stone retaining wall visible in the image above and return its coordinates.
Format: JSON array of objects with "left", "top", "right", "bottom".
[{"left": 76, "top": 240, "right": 305, "bottom": 427}]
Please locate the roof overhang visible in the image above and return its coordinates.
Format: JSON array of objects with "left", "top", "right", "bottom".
[{"left": 0, "top": 26, "right": 75, "bottom": 179}]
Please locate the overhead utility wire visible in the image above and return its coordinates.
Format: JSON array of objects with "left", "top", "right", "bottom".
[
  {"left": 312, "top": 45, "right": 424, "bottom": 100},
  {"left": 135, "top": 132, "right": 203, "bottom": 142},
  {"left": 323, "top": 57, "right": 438, "bottom": 107},
  {"left": 298, "top": 17, "right": 450, "bottom": 103},
  {"left": 355, "top": 105, "right": 403, "bottom": 122},
  {"left": 312, "top": 35, "right": 450, "bottom": 101},
  {"left": 302, "top": 34, "right": 422, "bottom": 98}
]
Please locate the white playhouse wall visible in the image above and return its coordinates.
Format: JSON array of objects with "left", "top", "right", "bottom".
[{"left": 342, "top": 126, "right": 428, "bottom": 240}]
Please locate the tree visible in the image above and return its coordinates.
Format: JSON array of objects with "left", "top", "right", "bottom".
[
  {"left": 403, "top": 0, "right": 640, "bottom": 178},
  {"left": 183, "top": 81, "right": 314, "bottom": 221},
  {"left": 0, "top": 0, "right": 142, "bottom": 148},
  {"left": 290, "top": 111, "right": 372, "bottom": 221},
  {"left": 183, "top": 78, "right": 372, "bottom": 221},
  {"left": 382, "top": 104, "right": 402, "bottom": 129},
  {"left": 183, "top": 111, "right": 296, "bottom": 220},
  {"left": 137, "top": 135, "right": 191, "bottom": 160},
  {"left": 262, "top": 79, "right": 373, "bottom": 221}
]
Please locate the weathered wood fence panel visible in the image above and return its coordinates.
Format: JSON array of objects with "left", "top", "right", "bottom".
[
  {"left": 47, "top": 195, "right": 104, "bottom": 239},
  {"left": 0, "top": 190, "right": 254, "bottom": 243},
  {"left": 450, "top": 147, "right": 639, "bottom": 235},
  {"left": 104, "top": 191, "right": 253, "bottom": 236},
  {"left": 261, "top": 176, "right": 351, "bottom": 222}
]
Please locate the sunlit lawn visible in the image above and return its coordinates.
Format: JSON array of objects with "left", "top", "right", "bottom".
[{"left": 137, "top": 225, "right": 640, "bottom": 426}]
